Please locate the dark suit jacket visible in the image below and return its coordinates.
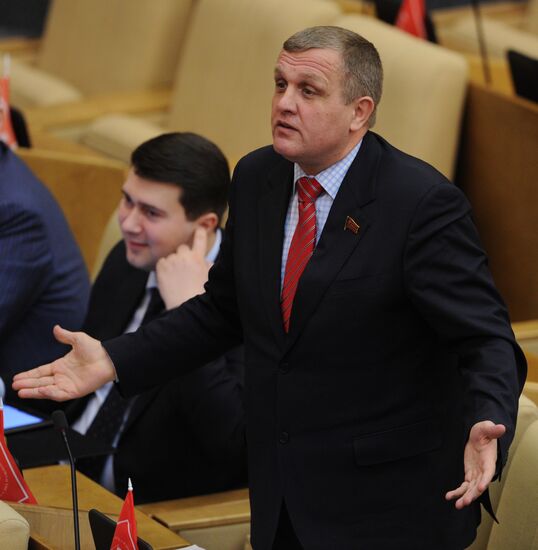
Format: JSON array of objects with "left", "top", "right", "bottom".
[
  {"left": 106, "top": 133, "right": 526, "bottom": 549},
  {"left": 0, "top": 143, "right": 89, "bottom": 410},
  {"left": 75, "top": 241, "right": 246, "bottom": 503}
]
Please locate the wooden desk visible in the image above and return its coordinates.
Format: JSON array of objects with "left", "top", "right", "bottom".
[
  {"left": 138, "top": 488, "right": 250, "bottom": 532},
  {"left": 23, "top": 465, "right": 189, "bottom": 549}
]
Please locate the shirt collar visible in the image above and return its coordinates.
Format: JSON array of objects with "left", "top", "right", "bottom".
[
  {"left": 146, "top": 228, "right": 222, "bottom": 291},
  {"left": 293, "top": 140, "right": 362, "bottom": 200}
]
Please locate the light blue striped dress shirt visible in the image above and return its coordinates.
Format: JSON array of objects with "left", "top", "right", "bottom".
[{"left": 281, "top": 141, "right": 362, "bottom": 286}]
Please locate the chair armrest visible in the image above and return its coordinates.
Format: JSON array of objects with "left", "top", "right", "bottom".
[{"left": 25, "top": 87, "right": 172, "bottom": 131}]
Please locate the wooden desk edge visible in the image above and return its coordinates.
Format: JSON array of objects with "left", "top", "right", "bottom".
[{"left": 139, "top": 488, "right": 251, "bottom": 531}]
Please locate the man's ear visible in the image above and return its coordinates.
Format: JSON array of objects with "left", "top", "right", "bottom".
[
  {"left": 195, "top": 212, "right": 219, "bottom": 232},
  {"left": 350, "top": 95, "right": 375, "bottom": 132}
]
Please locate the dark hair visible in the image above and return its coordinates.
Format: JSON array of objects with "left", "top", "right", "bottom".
[
  {"left": 131, "top": 132, "right": 230, "bottom": 222},
  {"left": 283, "top": 26, "right": 383, "bottom": 126}
]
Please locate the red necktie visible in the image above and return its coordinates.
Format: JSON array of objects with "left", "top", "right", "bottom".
[{"left": 281, "top": 177, "right": 324, "bottom": 333}]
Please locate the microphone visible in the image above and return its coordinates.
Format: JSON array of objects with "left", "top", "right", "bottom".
[
  {"left": 470, "top": 0, "right": 491, "bottom": 85},
  {"left": 52, "top": 410, "right": 81, "bottom": 550}
]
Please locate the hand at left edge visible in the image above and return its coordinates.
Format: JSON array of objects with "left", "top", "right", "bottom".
[{"left": 445, "top": 420, "right": 505, "bottom": 509}]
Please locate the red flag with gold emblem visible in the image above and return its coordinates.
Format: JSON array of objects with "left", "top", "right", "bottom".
[
  {"left": 110, "top": 478, "right": 138, "bottom": 550},
  {"left": 396, "top": 0, "right": 427, "bottom": 39},
  {"left": 0, "top": 399, "right": 37, "bottom": 504}
]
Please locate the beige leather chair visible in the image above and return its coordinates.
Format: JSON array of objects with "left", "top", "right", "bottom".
[
  {"left": 82, "top": 8, "right": 466, "bottom": 179},
  {"left": 334, "top": 14, "right": 467, "bottom": 178},
  {"left": 0, "top": 501, "right": 30, "bottom": 550},
  {"left": 80, "top": 0, "right": 343, "bottom": 164},
  {"left": 8, "top": 0, "right": 193, "bottom": 108},
  {"left": 468, "top": 394, "right": 538, "bottom": 549}
]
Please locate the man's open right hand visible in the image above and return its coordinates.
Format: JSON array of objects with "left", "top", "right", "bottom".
[{"left": 12, "top": 325, "right": 116, "bottom": 401}]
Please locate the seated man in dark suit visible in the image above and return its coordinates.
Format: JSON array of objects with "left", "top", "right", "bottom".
[
  {"left": 0, "top": 105, "right": 89, "bottom": 408},
  {"left": 70, "top": 132, "right": 246, "bottom": 503}
]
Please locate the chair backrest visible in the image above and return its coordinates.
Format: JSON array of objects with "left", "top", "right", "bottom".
[
  {"left": 487, "top": 418, "right": 538, "bottom": 549},
  {"left": 167, "top": 0, "right": 342, "bottom": 164},
  {"left": 0, "top": 501, "right": 29, "bottom": 550},
  {"left": 334, "top": 14, "right": 467, "bottom": 178},
  {"left": 16, "top": 148, "right": 126, "bottom": 272},
  {"left": 38, "top": 0, "right": 193, "bottom": 95}
]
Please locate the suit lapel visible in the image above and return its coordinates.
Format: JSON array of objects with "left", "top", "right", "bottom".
[
  {"left": 85, "top": 247, "right": 149, "bottom": 341},
  {"left": 284, "top": 132, "right": 381, "bottom": 353},
  {"left": 258, "top": 157, "right": 294, "bottom": 348},
  {"left": 102, "top": 273, "right": 147, "bottom": 341}
]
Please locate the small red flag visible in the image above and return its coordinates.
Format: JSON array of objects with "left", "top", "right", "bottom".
[
  {"left": 396, "top": 0, "right": 427, "bottom": 39},
  {"left": 0, "top": 399, "right": 37, "bottom": 504},
  {"left": 0, "top": 55, "right": 18, "bottom": 149},
  {"left": 111, "top": 479, "right": 139, "bottom": 550}
]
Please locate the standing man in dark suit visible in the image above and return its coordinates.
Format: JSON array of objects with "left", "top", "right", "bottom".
[
  {"left": 69, "top": 132, "right": 246, "bottom": 502},
  {"left": 15, "top": 27, "right": 526, "bottom": 549},
  {"left": 0, "top": 107, "right": 89, "bottom": 409}
]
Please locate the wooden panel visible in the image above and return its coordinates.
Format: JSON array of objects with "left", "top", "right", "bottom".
[
  {"left": 16, "top": 148, "right": 127, "bottom": 273},
  {"left": 456, "top": 83, "right": 538, "bottom": 321},
  {"left": 23, "top": 465, "right": 190, "bottom": 549},
  {"left": 139, "top": 488, "right": 250, "bottom": 531},
  {"left": 13, "top": 504, "right": 94, "bottom": 550}
]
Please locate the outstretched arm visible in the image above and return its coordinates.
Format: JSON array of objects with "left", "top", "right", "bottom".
[
  {"left": 12, "top": 325, "right": 116, "bottom": 401},
  {"left": 445, "top": 420, "right": 506, "bottom": 509}
]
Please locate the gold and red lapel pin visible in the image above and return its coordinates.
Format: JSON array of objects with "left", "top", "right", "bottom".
[{"left": 344, "top": 216, "right": 360, "bottom": 234}]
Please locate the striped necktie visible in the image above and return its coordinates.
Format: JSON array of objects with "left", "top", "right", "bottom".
[{"left": 281, "top": 177, "right": 323, "bottom": 333}]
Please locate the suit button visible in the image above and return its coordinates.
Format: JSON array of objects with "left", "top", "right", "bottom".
[
  {"left": 279, "top": 431, "right": 289, "bottom": 444},
  {"left": 279, "top": 362, "right": 290, "bottom": 374}
]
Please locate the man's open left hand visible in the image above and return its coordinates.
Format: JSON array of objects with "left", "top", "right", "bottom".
[
  {"left": 445, "top": 420, "right": 505, "bottom": 509},
  {"left": 12, "top": 325, "right": 116, "bottom": 401}
]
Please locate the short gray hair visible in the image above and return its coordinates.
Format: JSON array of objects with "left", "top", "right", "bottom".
[{"left": 283, "top": 26, "right": 383, "bottom": 126}]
